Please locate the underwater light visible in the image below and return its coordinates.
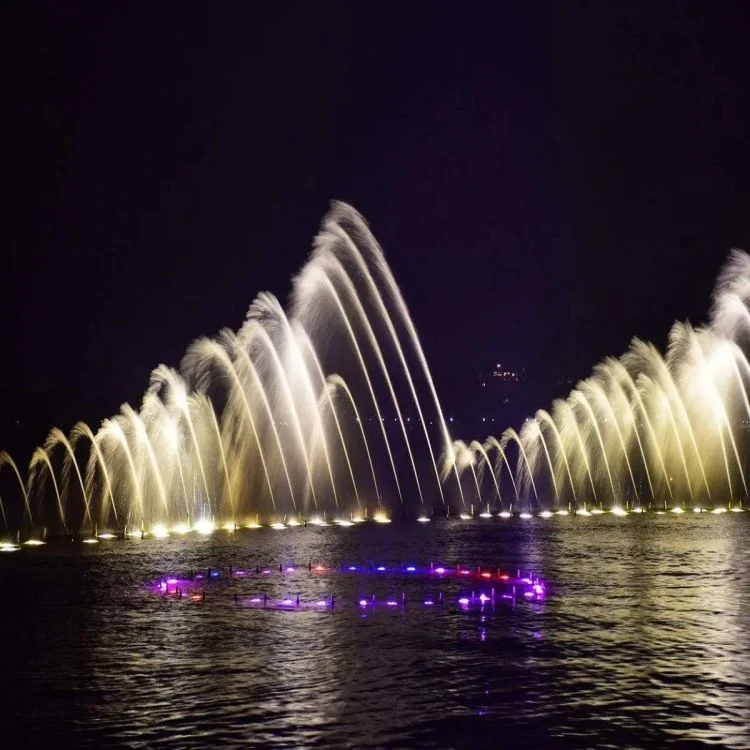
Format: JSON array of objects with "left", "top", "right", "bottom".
[
  {"left": 406, "top": 566, "right": 416, "bottom": 572},
  {"left": 351, "top": 515, "right": 365, "bottom": 523},
  {"left": 417, "top": 515, "right": 431, "bottom": 523},
  {"left": 479, "top": 511, "right": 492, "bottom": 518},
  {"left": 692, "top": 506, "right": 702, "bottom": 513},
  {"left": 82, "top": 538, "right": 98, "bottom": 544},
  {"left": 309, "top": 517, "right": 328, "bottom": 526},
  {"left": 287, "top": 518, "right": 301, "bottom": 527},
  {"left": 373, "top": 513, "right": 391, "bottom": 524},
  {"left": 151, "top": 524, "right": 169, "bottom": 539},
  {"left": 519, "top": 512, "right": 532, "bottom": 519},
  {"left": 670, "top": 507, "right": 684, "bottom": 514},
  {"left": 458, "top": 597, "right": 470, "bottom": 605},
  {"left": 631, "top": 507, "right": 644, "bottom": 514},
  {"left": 97, "top": 532, "right": 116, "bottom": 540},
  {"left": 246, "top": 521, "right": 262, "bottom": 529},
  {"left": 539, "top": 510, "right": 552, "bottom": 518},
  {"left": 172, "top": 523, "right": 190, "bottom": 535},
  {"left": 479, "top": 593, "right": 490, "bottom": 603},
  {"left": 194, "top": 519, "right": 215, "bottom": 535},
  {"left": 424, "top": 600, "right": 434, "bottom": 606},
  {"left": 271, "top": 522, "right": 286, "bottom": 530},
  {"left": 0, "top": 543, "right": 19, "bottom": 553},
  {"left": 590, "top": 508, "right": 605, "bottom": 515},
  {"left": 376, "top": 566, "right": 386, "bottom": 571},
  {"left": 24, "top": 539, "right": 45, "bottom": 546},
  {"left": 459, "top": 513, "right": 472, "bottom": 520},
  {"left": 731, "top": 507, "right": 744, "bottom": 513},
  {"left": 223, "top": 521, "right": 236, "bottom": 533},
  {"left": 358, "top": 599, "right": 368, "bottom": 607},
  {"left": 348, "top": 565, "right": 357, "bottom": 571},
  {"left": 434, "top": 567, "right": 446, "bottom": 574},
  {"left": 557, "top": 509, "right": 569, "bottom": 516},
  {"left": 712, "top": 507, "right": 727, "bottom": 514},
  {"left": 611, "top": 507, "right": 627, "bottom": 517},
  {"left": 498, "top": 511, "right": 512, "bottom": 519},
  {"left": 577, "top": 509, "right": 591, "bottom": 516},
  {"left": 334, "top": 519, "right": 353, "bottom": 527}
]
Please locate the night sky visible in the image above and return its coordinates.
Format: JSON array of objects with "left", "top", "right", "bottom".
[{"left": 2, "top": 3, "right": 749, "bottom": 459}]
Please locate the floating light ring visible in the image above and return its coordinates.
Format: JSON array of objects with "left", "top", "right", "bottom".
[{"left": 148, "top": 563, "right": 547, "bottom": 607}]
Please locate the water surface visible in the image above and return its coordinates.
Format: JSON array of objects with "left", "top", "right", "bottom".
[{"left": 3, "top": 514, "right": 749, "bottom": 748}]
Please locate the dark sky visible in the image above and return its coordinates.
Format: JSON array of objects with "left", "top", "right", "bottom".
[{"left": 2, "top": 2, "right": 749, "bottom": 457}]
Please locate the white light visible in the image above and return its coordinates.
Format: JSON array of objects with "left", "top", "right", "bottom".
[
  {"left": 711, "top": 507, "right": 727, "bottom": 514},
  {"left": 373, "top": 513, "right": 391, "bottom": 524},
  {"left": 97, "top": 532, "right": 116, "bottom": 540},
  {"left": 82, "top": 538, "right": 99, "bottom": 544},
  {"left": 417, "top": 515, "right": 431, "bottom": 523},
  {"left": 556, "top": 509, "right": 569, "bottom": 516},
  {"left": 479, "top": 512, "right": 492, "bottom": 519},
  {"left": 172, "top": 523, "right": 191, "bottom": 535},
  {"left": 498, "top": 511, "right": 512, "bottom": 519},
  {"left": 24, "top": 539, "right": 45, "bottom": 546},
  {"left": 271, "top": 522, "right": 286, "bottom": 530},
  {"left": 351, "top": 516, "right": 366, "bottom": 524},
  {"left": 0, "top": 543, "right": 19, "bottom": 553},
  {"left": 670, "top": 507, "right": 684, "bottom": 514},
  {"left": 539, "top": 510, "right": 552, "bottom": 518},
  {"left": 631, "top": 507, "right": 644, "bottom": 514},
  {"left": 223, "top": 521, "right": 236, "bottom": 532},
  {"left": 611, "top": 507, "right": 627, "bottom": 517},
  {"left": 730, "top": 507, "right": 744, "bottom": 513},
  {"left": 459, "top": 513, "right": 472, "bottom": 520},
  {"left": 590, "top": 508, "right": 605, "bottom": 515},
  {"left": 246, "top": 521, "right": 262, "bottom": 529},
  {"left": 287, "top": 518, "right": 301, "bottom": 527},
  {"left": 692, "top": 506, "right": 702, "bottom": 513},
  {"left": 194, "top": 519, "right": 215, "bottom": 535},
  {"left": 519, "top": 512, "right": 532, "bottom": 519},
  {"left": 151, "top": 524, "right": 169, "bottom": 539},
  {"left": 577, "top": 508, "right": 591, "bottom": 516},
  {"left": 334, "top": 519, "right": 353, "bottom": 527}
]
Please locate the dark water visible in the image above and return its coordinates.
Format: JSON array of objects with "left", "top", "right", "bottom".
[{"left": 3, "top": 515, "right": 750, "bottom": 749}]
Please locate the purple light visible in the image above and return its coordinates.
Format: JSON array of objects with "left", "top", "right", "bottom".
[
  {"left": 166, "top": 578, "right": 178, "bottom": 585},
  {"left": 521, "top": 577, "right": 532, "bottom": 584},
  {"left": 406, "top": 566, "right": 416, "bottom": 572},
  {"left": 159, "top": 582, "right": 167, "bottom": 592},
  {"left": 358, "top": 599, "right": 368, "bottom": 607},
  {"left": 316, "top": 600, "right": 328, "bottom": 607},
  {"left": 285, "top": 567, "right": 296, "bottom": 573},
  {"left": 282, "top": 599, "right": 294, "bottom": 606},
  {"left": 460, "top": 569, "right": 471, "bottom": 575},
  {"left": 435, "top": 567, "right": 446, "bottom": 574},
  {"left": 458, "top": 597, "right": 470, "bottom": 605},
  {"left": 377, "top": 566, "right": 386, "bottom": 571},
  {"left": 533, "top": 584, "right": 545, "bottom": 596},
  {"left": 250, "top": 597, "right": 261, "bottom": 603},
  {"left": 262, "top": 569, "right": 272, "bottom": 575},
  {"left": 424, "top": 600, "right": 434, "bottom": 606},
  {"left": 524, "top": 591, "right": 535, "bottom": 598},
  {"left": 479, "top": 593, "right": 490, "bottom": 603},
  {"left": 348, "top": 566, "right": 357, "bottom": 571},
  {"left": 386, "top": 600, "right": 398, "bottom": 606}
]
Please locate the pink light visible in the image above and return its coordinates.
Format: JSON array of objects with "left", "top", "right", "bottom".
[
  {"left": 521, "top": 577, "right": 532, "bottom": 584},
  {"left": 159, "top": 582, "right": 167, "bottom": 592},
  {"left": 316, "top": 600, "right": 328, "bottom": 606},
  {"left": 386, "top": 600, "right": 398, "bottom": 606},
  {"left": 314, "top": 565, "right": 325, "bottom": 572},
  {"left": 282, "top": 599, "right": 294, "bottom": 606},
  {"left": 285, "top": 567, "right": 296, "bottom": 573},
  {"left": 262, "top": 569, "right": 271, "bottom": 575},
  {"left": 460, "top": 569, "right": 471, "bottom": 575},
  {"left": 481, "top": 572, "right": 491, "bottom": 578},
  {"left": 458, "top": 597, "right": 470, "bottom": 605},
  {"left": 435, "top": 567, "right": 446, "bottom": 574},
  {"left": 166, "top": 578, "right": 178, "bottom": 585},
  {"left": 358, "top": 599, "right": 368, "bottom": 607},
  {"left": 479, "top": 593, "right": 490, "bottom": 603},
  {"left": 424, "top": 600, "right": 434, "bottom": 605},
  {"left": 500, "top": 574, "right": 509, "bottom": 581},
  {"left": 250, "top": 597, "right": 261, "bottom": 603},
  {"left": 533, "top": 584, "right": 545, "bottom": 596},
  {"left": 524, "top": 591, "right": 534, "bottom": 598}
]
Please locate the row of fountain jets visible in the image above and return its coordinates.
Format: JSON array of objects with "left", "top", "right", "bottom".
[{"left": 2, "top": 203, "right": 750, "bottom": 539}]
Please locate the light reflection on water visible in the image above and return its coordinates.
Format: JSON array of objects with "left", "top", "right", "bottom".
[{"left": 2, "top": 515, "right": 749, "bottom": 748}]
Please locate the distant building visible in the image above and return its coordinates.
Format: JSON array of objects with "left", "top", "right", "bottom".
[{"left": 476, "top": 362, "right": 526, "bottom": 423}]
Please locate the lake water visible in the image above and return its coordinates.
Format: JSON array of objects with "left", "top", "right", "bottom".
[{"left": 3, "top": 514, "right": 749, "bottom": 748}]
